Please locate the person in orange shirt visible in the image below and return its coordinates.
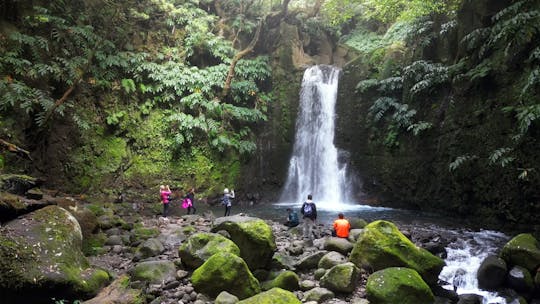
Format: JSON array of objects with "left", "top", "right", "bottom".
[{"left": 332, "top": 213, "right": 351, "bottom": 238}]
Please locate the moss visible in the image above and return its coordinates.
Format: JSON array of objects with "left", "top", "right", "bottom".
[
  {"left": 191, "top": 252, "right": 260, "bottom": 299},
  {"left": 132, "top": 226, "right": 160, "bottom": 240},
  {"left": 349, "top": 220, "right": 444, "bottom": 285},
  {"left": 261, "top": 271, "right": 299, "bottom": 291},
  {"left": 182, "top": 226, "right": 196, "bottom": 235},
  {"left": 178, "top": 232, "right": 240, "bottom": 269},
  {"left": 236, "top": 288, "right": 301, "bottom": 304},
  {"left": 82, "top": 232, "right": 107, "bottom": 256},
  {"left": 366, "top": 267, "right": 434, "bottom": 304},
  {"left": 500, "top": 233, "right": 540, "bottom": 273}
]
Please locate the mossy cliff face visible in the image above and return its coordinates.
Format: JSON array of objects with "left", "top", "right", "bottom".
[{"left": 335, "top": 0, "right": 540, "bottom": 230}]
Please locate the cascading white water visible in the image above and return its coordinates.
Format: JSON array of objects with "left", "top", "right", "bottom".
[
  {"left": 439, "top": 230, "right": 510, "bottom": 304},
  {"left": 279, "top": 65, "right": 354, "bottom": 209}
]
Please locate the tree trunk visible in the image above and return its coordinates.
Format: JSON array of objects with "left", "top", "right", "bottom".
[{"left": 221, "top": 20, "right": 263, "bottom": 98}]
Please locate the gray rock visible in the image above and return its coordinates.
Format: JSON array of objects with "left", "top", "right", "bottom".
[
  {"left": 302, "top": 287, "right": 335, "bottom": 303},
  {"left": 215, "top": 291, "right": 239, "bottom": 304},
  {"left": 320, "top": 262, "right": 361, "bottom": 293},
  {"left": 318, "top": 251, "right": 347, "bottom": 269},
  {"left": 295, "top": 251, "right": 327, "bottom": 270},
  {"left": 477, "top": 255, "right": 507, "bottom": 290},
  {"left": 134, "top": 238, "right": 165, "bottom": 260}
]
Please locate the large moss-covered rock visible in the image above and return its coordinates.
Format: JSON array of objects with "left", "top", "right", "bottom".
[
  {"left": 178, "top": 232, "right": 240, "bottom": 269},
  {"left": 0, "top": 174, "right": 41, "bottom": 195},
  {"left": 237, "top": 287, "right": 300, "bottom": 304},
  {"left": 0, "top": 191, "right": 52, "bottom": 223},
  {"left": 191, "top": 252, "right": 260, "bottom": 299},
  {"left": 211, "top": 215, "right": 276, "bottom": 270},
  {"left": 0, "top": 205, "right": 110, "bottom": 302},
  {"left": 349, "top": 220, "right": 444, "bottom": 284},
  {"left": 261, "top": 270, "right": 299, "bottom": 291},
  {"left": 500, "top": 233, "right": 540, "bottom": 273},
  {"left": 320, "top": 262, "right": 361, "bottom": 293},
  {"left": 128, "top": 260, "right": 176, "bottom": 284},
  {"left": 366, "top": 267, "right": 434, "bottom": 304}
]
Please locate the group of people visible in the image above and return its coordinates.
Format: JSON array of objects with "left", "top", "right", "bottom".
[
  {"left": 159, "top": 188, "right": 349, "bottom": 238},
  {"left": 285, "top": 194, "right": 351, "bottom": 239},
  {"left": 159, "top": 185, "right": 234, "bottom": 218}
]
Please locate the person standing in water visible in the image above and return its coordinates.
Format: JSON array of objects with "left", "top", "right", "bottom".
[
  {"left": 184, "top": 187, "right": 196, "bottom": 214},
  {"left": 221, "top": 188, "right": 235, "bottom": 216},
  {"left": 159, "top": 185, "right": 172, "bottom": 217},
  {"left": 300, "top": 194, "right": 317, "bottom": 239}
]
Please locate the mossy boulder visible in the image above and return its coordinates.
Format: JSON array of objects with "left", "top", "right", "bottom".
[
  {"left": 323, "top": 237, "right": 354, "bottom": 255},
  {"left": 192, "top": 252, "right": 260, "bottom": 299},
  {"left": 318, "top": 251, "right": 347, "bottom": 269},
  {"left": 211, "top": 215, "right": 276, "bottom": 270},
  {"left": 236, "top": 287, "right": 301, "bottom": 304},
  {"left": 261, "top": 270, "right": 300, "bottom": 291},
  {"left": 320, "top": 262, "right": 361, "bottom": 293},
  {"left": 0, "top": 191, "right": 52, "bottom": 223},
  {"left": 129, "top": 260, "right": 176, "bottom": 284},
  {"left": 500, "top": 233, "right": 540, "bottom": 273},
  {"left": 0, "top": 205, "right": 110, "bottom": 302},
  {"left": 0, "top": 174, "right": 41, "bottom": 195},
  {"left": 349, "top": 220, "right": 445, "bottom": 284},
  {"left": 83, "top": 275, "right": 144, "bottom": 304},
  {"left": 477, "top": 255, "right": 507, "bottom": 290},
  {"left": 134, "top": 238, "right": 165, "bottom": 260},
  {"left": 366, "top": 267, "right": 434, "bottom": 304},
  {"left": 178, "top": 232, "right": 241, "bottom": 269}
]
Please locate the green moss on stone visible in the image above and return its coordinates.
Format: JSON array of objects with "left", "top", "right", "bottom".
[
  {"left": 501, "top": 233, "right": 540, "bottom": 273},
  {"left": 237, "top": 287, "right": 301, "bottom": 304},
  {"left": 366, "top": 267, "right": 434, "bottom": 304},
  {"left": 349, "top": 220, "right": 444, "bottom": 285}
]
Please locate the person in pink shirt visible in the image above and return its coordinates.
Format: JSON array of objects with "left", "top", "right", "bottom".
[{"left": 159, "top": 185, "right": 172, "bottom": 217}]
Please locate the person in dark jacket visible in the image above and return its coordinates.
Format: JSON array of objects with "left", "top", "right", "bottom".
[
  {"left": 300, "top": 194, "right": 317, "bottom": 239},
  {"left": 184, "top": 187, "right": 196, "bottom": 214},
  {"left": 284, "top": 208, "right": 299, "bottom": 228}
]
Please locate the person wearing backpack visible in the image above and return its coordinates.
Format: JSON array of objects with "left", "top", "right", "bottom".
[
  {"left": 183, "top": 187, "right": 196, "bottom": 215},
  {"left": 300, "top": 194, "right": 317, "bottom": 239},
  {"left": 221, "top": 188, "right": 235, "bottom": 216}
]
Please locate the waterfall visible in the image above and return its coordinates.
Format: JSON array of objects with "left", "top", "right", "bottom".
[
  {"left": 439, "top": 230, "right": 509, "bottom": 304},
  {"left": 279, "top": 65, "right": 354, "bottom": 209}
]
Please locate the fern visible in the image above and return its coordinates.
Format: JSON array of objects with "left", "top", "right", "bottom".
[{"left": 449, "top": 155, "right": 478, "bottom": 172}]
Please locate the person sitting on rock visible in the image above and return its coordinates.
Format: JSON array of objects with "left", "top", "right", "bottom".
[
  {"left": 284, "top": 208, "right": 299, "bottom": 228},
  {"left": 332, "top": 213, "right": 351, "bottom": 238}
]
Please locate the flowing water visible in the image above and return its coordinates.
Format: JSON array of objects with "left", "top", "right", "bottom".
[
  {"left": 272, "top": 64, "right": 511, "bottom": 304},
  {"left": 279, "top": 65, "right": 356, "bottom": 208}
]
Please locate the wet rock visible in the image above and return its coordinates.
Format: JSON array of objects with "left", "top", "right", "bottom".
[
  {"left": 501, "top": 233, "right": 540, "bottom": 273},
  {"left": 300, "top": 279, "right": 317, "bottom": 291},
  {"left": 507, "top": 265, "right": 534, "bottom": 293},
  {"left": 477, "top": 255, "right": 507, "bottom": 290},
  {"left": 129, "top": 260, "right": 177, "bottom": 284},
  {"left": 134, "top": 238, "right": 165, "bottom": 260},
  {"left": 456, "top": 293, "right": 483, "bottom": 304},
  {"left": 295, "top": 251, "right": 327, "bottom": 270}
]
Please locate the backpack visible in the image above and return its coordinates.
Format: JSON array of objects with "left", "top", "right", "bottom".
[
  {"left": 181, "top": 198, "right": 192, "bottom": 209},
  {"left": 303, "top": 203, "right": 313, "bottom": 217}
]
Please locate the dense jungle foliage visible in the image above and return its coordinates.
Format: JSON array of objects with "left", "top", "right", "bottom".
[{"left": 1, "top": 0, "right": 539, "bottom": 227}]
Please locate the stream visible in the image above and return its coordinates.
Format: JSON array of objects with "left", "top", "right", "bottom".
[{"left": 201, "top": 202, "right": 511, "bottom": 304}]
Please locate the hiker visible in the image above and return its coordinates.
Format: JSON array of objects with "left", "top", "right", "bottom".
[
  {"left": 184, "top": 187, "right": 196, "bottom": 214},
  {"left": 284, "top": 208, "right": 299, "bottom": 228},
  {"left": 159, "top": 185, "right": 172, "bottom": 217},
  {"left": 300, "top": 194, "right": 317, "bottom": 239},
  {"left": 332, "top": 213, "right": 351, "bottom": 238},
  {"left": 222, "top": 188, "right": 235, "bottom": 216}
]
